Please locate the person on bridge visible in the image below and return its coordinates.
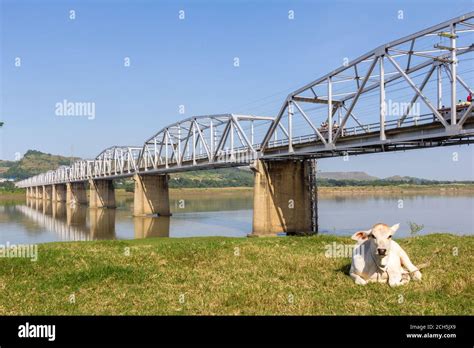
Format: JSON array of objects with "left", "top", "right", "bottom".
[{"left": 467, "top": 93, "right": 472, "bottom": 103}]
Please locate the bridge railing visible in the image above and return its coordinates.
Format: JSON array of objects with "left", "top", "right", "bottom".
[{"left": 266, "top": 112, "right": 443, "bottom": 149}]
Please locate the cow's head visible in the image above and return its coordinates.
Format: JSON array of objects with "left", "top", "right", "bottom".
[{"left": 351, "top": 223, "right": 400, "bottom": 267}]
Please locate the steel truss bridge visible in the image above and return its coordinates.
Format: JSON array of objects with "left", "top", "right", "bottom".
[{"left": 16, "top": 12, "right": 474, "bottom": 188}]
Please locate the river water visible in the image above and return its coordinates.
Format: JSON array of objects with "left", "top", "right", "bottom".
[{"left": 0, "top": 190, "right": 472, "bottom": 244}]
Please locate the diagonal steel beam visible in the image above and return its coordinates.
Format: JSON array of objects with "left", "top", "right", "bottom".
[
  {"left": 293, "top": 101, "right": 328, "bottom": 144},
  {"left": 260, "top": 101, "right": 289, "bottom": 151},
  {"left": 231, "top": 115, "right": 256, "bottom": 153},
  {"left": 341, "top": 104, "right": 368, "bottom": 133},
  {"left": 212, "top": 119, "right": 232, "bottom": 161},
  {"left": 398, "top": 65, "right": 436, "bottom": 127},
  {"left": 458, "top": 102, "right": 473, "bottom": 126},
  {"left": 193, "top": 120, "right": 212, "bottom": 161},
  {"left": 386, "top": 54, "right": 448, "bottom": 127},
  {"left": 333, "top": 57, "right": 378, "bottom": 143},
  {"left": 179, "top": 123, "right": 194, "bottom": 165}
]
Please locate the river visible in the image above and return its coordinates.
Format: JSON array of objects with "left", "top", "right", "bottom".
[{"left": 0, "top": 190, "right": 472, "bottom": 244}]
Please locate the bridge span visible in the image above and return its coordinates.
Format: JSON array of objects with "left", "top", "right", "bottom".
[{"left": 16, "top": 13, "right": 474, "bottom": 235}]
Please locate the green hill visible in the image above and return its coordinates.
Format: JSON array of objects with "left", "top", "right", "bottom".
[
  {"left": 0, "top": 150, "right": 78, "bottom": 180},
  {"left": 0, "top": 159, "right": 15, "bottom": 175}
]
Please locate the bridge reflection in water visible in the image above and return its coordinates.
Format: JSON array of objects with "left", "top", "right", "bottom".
[{"left": 20, "top": 198, "right": 170, "bottom": 241}]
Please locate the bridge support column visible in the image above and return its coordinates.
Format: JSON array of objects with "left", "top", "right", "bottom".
[
  {"left": 66, "top": 182, "right": 87, "bottom": 206},
  {"left": 42, "top": 185, "right": 52, "bottom": 200},
  {"left": 251, "top": 159, "right": 313, "bottom": 236},
  {"left": 89, "top": 179, "right": 116, "bottom": 209},
  {"left": 133, "top": 174, "right": 171, "bottom": 216},
  {"left": 52, "top": 184, "right": 67, "bottom": 202},
  {"left": 35, "top": 186, "right": 43, "bottom": 200}
]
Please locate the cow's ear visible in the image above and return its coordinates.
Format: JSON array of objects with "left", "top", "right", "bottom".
[
  {"left": 351, "top": 230, "right": 370, "bottom": 241},
  {"left": 390, "top": 223, "right": 400, "bottom": 235}
]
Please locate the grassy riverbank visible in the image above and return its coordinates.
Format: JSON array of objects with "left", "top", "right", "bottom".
[{"left": 0, "top": 234, "right": 472, "bottom": 315}]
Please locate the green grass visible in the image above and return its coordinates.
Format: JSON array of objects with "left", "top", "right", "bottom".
[{"left": 0, "top": 234, "right": 472, "bottom": 315}]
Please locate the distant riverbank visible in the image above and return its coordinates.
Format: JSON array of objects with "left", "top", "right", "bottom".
[{"left": 2, "top": 184, "right": 473, "bottom": 201}]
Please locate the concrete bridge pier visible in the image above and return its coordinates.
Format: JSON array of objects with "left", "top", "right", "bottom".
[
  {"left": 42, "top": 185, "right": 52, "bottom": 200},
  {"left": 133, "top": 174, "right": 171, "bottom": 217},
  {"left": 251, "top": 159, "right": 314, "bottom": 236},
  {"left": 52, "top": 184, "right": 67, "bottom": 202},
  {"left": 89, "top": 179, "right": 116, "bottom": 209},
  {"left": 66, "top": 182, "right": 87, "bottom": 206}
]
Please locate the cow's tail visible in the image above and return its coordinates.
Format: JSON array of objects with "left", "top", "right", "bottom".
[
  {"left": 416, "top": 262, "right": 431, "bottom": 270},
  {"left": 416, "top": 248, "right": 441, "bottom": 270}
]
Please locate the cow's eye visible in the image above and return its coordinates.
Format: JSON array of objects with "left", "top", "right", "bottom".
[
  {"left": 371, "top": 235, "right": 376, "bottom": 239},
  {"left": 388, "top": 235, "right": 392, "bottom": 239}
]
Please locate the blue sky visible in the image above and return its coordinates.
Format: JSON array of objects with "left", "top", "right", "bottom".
[{"left": 1, "top": 0, "right": 473, "bottom": 180}]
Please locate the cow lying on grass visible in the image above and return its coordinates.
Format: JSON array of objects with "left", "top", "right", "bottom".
[{"left": 350, "top": 223, "right": 423, "bottom": 287}]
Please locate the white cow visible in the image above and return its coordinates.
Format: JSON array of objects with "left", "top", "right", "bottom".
[{"left": 349, "top": 223, "right": 422, "bottom": 287}]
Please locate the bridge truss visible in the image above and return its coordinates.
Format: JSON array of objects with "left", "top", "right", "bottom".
[
  {"left": 260, "top": 12, "right": 474, "bottom": 158},
  {"left": 15, "top": 12, "right": 474, "bottom": 188}
]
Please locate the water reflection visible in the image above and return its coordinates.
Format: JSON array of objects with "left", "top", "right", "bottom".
[
  {"left": 90, "top": 209, "right": 116, "bottom": 240},
  {"left": 18, "top": 202, "right": 90, "bottom": 241},
  {"left": 19, "top": 198, "right": 171, "bottom": 241},
  {"left": 2, "top": 190, "right": 472, "bottom": 245},
  {"left": 134, "top": 216, "right": 170, "bottom": 238}
]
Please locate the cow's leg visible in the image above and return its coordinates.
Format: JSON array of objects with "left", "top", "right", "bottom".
[
  {"left": 350, "top": 272, "right": 367, "bottom": 285},
  {"left": 398, "top": 248, "right": 422, "bottom": 281},
  {"left": 376, "top": 271, "right": 389, "bottom": 283},
  {"left": 387, "top": 270, "right": 409, "bottom": 287}
]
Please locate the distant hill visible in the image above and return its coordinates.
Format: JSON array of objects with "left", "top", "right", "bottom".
[
  {"left": 0, "top": 159, "right": 15, "bottom": 175},
  {"left": 318, "top": 171, "right": 378, "bottom": 181},
  {"left": 383, "top": 175, "right": 426, "bottom": 182},
  {"left": 0, "top": 150, "right": 78, "bottom": 180}
]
